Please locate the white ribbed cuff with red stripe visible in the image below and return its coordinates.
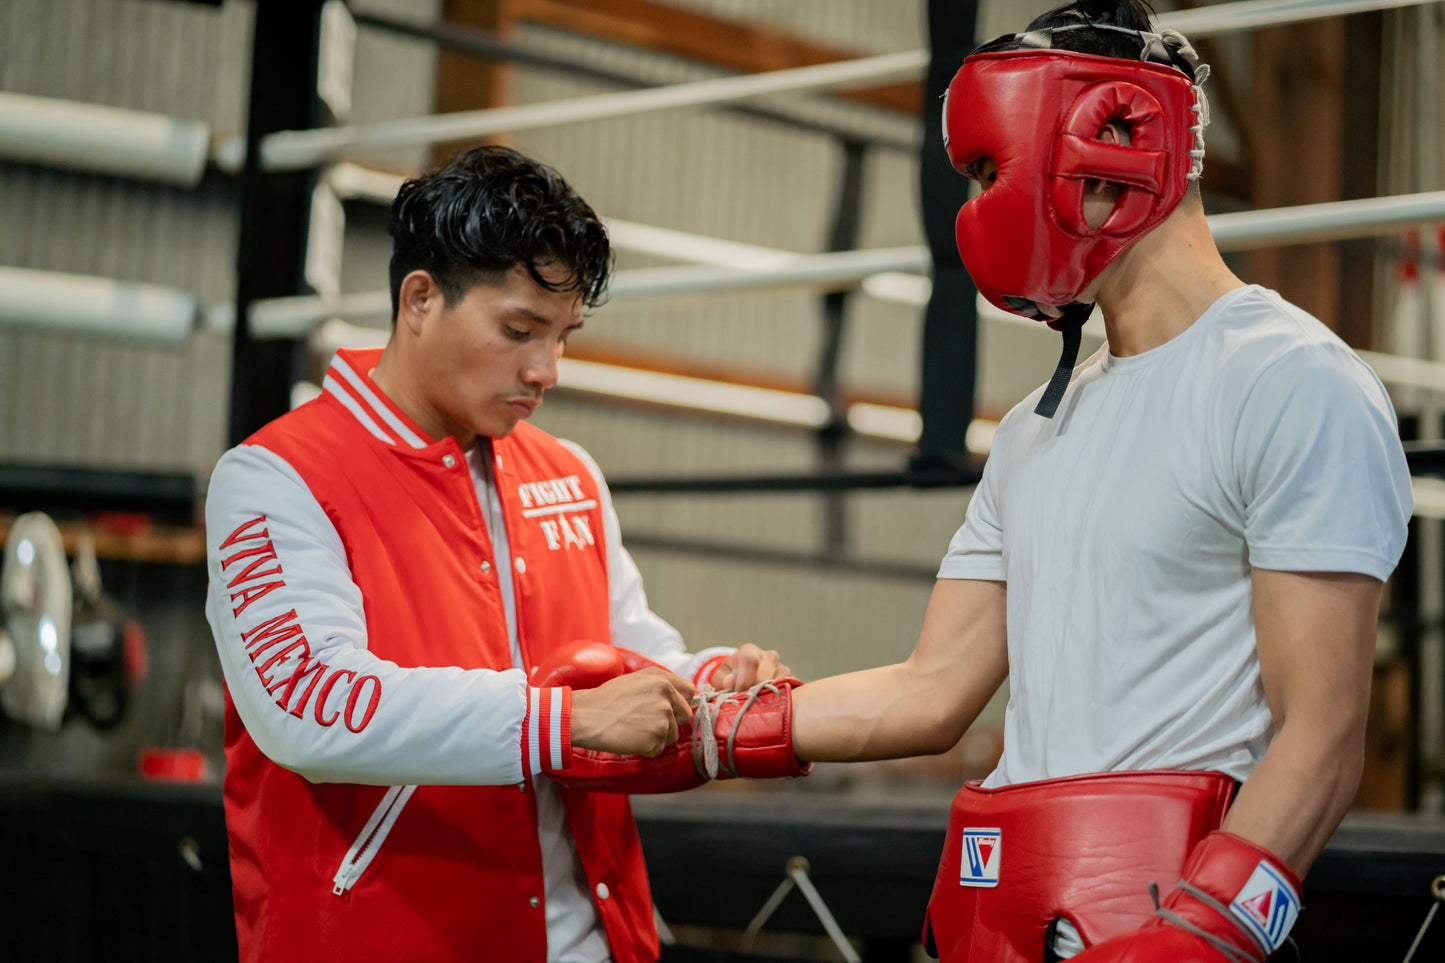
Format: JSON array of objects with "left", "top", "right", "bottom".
[
  {"left": 522, "top": 685, "right": 573, "bottom": 777},
  {"left": 692, "top": 653, "right": 732, "bottom": 689}
]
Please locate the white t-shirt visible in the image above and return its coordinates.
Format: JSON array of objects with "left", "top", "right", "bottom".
[{"left": 939, "top": 285, "right": 1413, "bottom": 788}]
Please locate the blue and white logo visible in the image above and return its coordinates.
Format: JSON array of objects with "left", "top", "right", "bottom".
[
  {"left": 959, "top": 827, "right": 1001, "bottom": 888},
  {"left": 1228, "top": 861, "right": 1301, "bottom": 953}
]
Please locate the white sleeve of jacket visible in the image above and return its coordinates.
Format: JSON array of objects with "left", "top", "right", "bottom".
[
  {"left": 559, "top": 440, "right": 733, "bottom": 688},
  {"left": 205, "top": 443, "right": 571, "bottom": 786}
]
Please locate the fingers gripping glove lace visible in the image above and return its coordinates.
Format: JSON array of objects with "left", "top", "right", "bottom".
[
  {"left": 1071, "top": 832, "right": 1302, "bottom": 962},
  {"left": 533, "top": 641, "right": 812, "bottom": 794}
]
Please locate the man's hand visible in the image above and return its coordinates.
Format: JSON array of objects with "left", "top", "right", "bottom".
[
  {"left": 712, "top": 643, "right": 790, "bottom": 691},
  {"left": 569, "top": 669, "right": 694, "bottom": 758}
]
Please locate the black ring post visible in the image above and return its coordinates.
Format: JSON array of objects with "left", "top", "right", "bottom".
[
  {"left": 912, "top": 0, "right": 981, "bottom": 473},
  {"left": 228, "top": 0, "right": 329, "bottom": 447}
]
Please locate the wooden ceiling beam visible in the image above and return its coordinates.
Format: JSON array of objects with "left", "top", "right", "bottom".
[
  {"left": 511, "top": 0, "right": 922, "bottom": 115},
  {"left": 432, "top": 0, "right": 517, "bottom": 164}
]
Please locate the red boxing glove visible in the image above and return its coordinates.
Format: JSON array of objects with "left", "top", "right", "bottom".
[
  {"left": 533, "top": 641, "right": 811, "bottom": 794},
  {"left": 1072, "top": 832, "right": 1302, "bottom": 962}
]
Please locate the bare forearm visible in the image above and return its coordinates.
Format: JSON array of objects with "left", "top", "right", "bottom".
[
  {"left": 791, "top": 664, "right": 953, "bottom": 761},
  {"left": 791, "top": 578, "right": 1008, "bottom": 763},
  {"left": 1222, "top": 720, "right": 1365, "bottom": 875}
]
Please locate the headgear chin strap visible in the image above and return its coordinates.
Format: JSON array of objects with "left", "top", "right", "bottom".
[{"left": 943, "top": 26, "right": 1210, "bottom": 416}]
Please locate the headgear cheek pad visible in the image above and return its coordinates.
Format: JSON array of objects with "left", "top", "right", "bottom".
[{"left": 944, "top": 50, "right": 1203, "bottom": 318}]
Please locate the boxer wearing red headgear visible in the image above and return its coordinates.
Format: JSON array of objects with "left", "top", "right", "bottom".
[
  {"left": 785, "top": 1, "right": 1412, "bottom": 960},
  {"left": 945, "top": 15, "right": 1211, "bottom": 418}
]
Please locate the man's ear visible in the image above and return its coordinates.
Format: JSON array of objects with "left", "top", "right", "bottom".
[{"left": 396, "top": 270, "right": 440, "bottom": 336}]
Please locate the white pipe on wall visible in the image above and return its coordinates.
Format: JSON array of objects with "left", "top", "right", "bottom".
[
  {"left": 0, "top": 93, "right": 210, "bottom": 187},
  {"left": 0, "top": 266, "right": 197, "bottom": 343}
]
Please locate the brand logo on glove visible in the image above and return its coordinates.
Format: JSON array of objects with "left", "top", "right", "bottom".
[
  {"left": 1228, "top": 861, "right": 1300, "bottom": 953},
  {"left": 959, "top": 828, "right": 1001, "bottom": 888}
]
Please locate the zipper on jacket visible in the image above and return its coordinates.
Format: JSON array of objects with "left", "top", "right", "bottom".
[{"left": 332, "top": 784, "right": 417, "bottom": 896}]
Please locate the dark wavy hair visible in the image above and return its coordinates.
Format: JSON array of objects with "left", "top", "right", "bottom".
[
  {"left": 387, "top": 146, "right": 611, "bottom": 323},
  {"left": 1008, "top": 0, "right": 1200, "bottom": 80}
]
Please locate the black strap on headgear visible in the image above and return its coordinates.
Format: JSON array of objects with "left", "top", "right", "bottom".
[{"left": 1033, "top": 313, "right": 1088, "bottom": 418}]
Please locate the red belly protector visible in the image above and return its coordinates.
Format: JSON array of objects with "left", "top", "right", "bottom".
[{"left": 924, "top": 770, "right": 1236, "bottom": 962}]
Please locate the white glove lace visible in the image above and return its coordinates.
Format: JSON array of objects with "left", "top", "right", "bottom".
[{"left": 689, "top": 680, "right": 785, "bottom": 779}]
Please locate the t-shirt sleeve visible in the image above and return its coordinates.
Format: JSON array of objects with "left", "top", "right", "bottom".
[
  {"left": 1232, "top": 345, "right": 1413, "bottom": 580},
  {"left": 938, "top": 450, "right": 1007, "bottom": 581}
]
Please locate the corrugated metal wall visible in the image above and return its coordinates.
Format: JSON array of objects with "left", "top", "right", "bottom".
[{"left": 0, "top": 0, "right": 251, "bottom": 472}]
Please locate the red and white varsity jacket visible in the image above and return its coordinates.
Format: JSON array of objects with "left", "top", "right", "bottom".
[{"left": 204, "top": 347, "right": 729, "bottom": 963}]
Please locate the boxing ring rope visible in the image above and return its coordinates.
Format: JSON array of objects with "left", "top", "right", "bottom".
[
  {"left": 198, "top": 188, "right": 1445, "bottom": 332},
  {"left": 210, "top": 50, "right": 929, "bottom": 174},
  {"left": 204, "top": 0, "right": 1445, "bottom": 174},
  {"left": 328, "top": 162, "right": 804, "bottom": 274},
  {"left": 300, "top": 316, "right": 959, "bottom": 449},
  {"left": 597, "top": 190, "right": 1445, "bottom": 301},
  {"left": 1160, "top": 0, "right": 1445, "bottom": 35},
  {"left": 2, "top": 3, "right": 1441, "bottom": 189},
  {"left": 5, "top": 188, "right": 1445, "bottom": 418}
]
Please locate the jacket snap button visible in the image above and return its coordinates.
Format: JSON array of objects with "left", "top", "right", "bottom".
[
  {"left": 517, "top": 781, "right": 526, "bottom": 792},
  {"left": 529, "top": 896, "right": 540, "bottom": 908},
  {"left": 442, "top": 454, "right": 456, "bottom": 468},
  {"left": 480, "top": 560, "right": 492, "bottom": 574},
  {"left": 595, "top": 883, "right": 610, "bottom": 900},
  {"left": 514, "top": 557, "right": 526, "bottom": 574}
]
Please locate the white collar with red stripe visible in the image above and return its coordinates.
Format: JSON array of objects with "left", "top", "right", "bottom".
[{"left": 321, "top": 347, "right": 438, "bottom": 450}]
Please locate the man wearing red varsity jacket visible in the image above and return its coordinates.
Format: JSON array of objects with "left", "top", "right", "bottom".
[{"left": 204, "top": 146, "right": 789, "bottom": 963}]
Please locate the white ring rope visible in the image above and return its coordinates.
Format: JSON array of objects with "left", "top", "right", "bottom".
[
  {"left": 255, "top": 189, "right": 1445, "bottom": 322},
  {"left": 196, "top": 190, "right": 1445, "bottom": 336},
  {"left": 1158, "top": 0, "right": 1442, "bottom": 36},
  {"left": 212, "top": 50, "right": 928, "bottom": 173},
  {"left": 10, "top": 187, "right": 1445, "bottom": 366},
  {"left": 5, "top": 2, "right": 1441, "bottom": 184},
  {"left": 205, "top": 0, "right": 1445, "bottom": 173}
]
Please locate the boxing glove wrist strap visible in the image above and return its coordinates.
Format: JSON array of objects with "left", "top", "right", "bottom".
[
  {"left": 1153, "top": 881, "right": 1266, "bottom": 963},
  {"left": 1154, "top": 831, "right": 1302, "bottom": 962}
]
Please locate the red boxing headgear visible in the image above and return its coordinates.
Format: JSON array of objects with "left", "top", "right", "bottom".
[{"left": 944, "top": 48, "right": 1205, "bottom": 321}]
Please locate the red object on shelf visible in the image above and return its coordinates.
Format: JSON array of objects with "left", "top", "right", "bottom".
[
  {"left": 91, "top": 512, "right": 154, "bottom": 537},
  {"left": 138, "top": 748, "right": 208, "bottom": 783}
]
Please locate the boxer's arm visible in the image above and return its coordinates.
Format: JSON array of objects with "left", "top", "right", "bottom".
[
  {"left": 791, "top": 577, "right": 1007, "bottom": 762},
  {"left": 1222, "top": 567, "right": 1381, "bottom": 874}
]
